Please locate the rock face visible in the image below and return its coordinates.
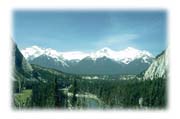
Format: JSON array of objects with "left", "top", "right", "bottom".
[
  {"left": 12, "top": 41, "right": 33, "bottom": 79},
  {"left": 143, "top": 49, "right": 168, "bottom": 80},
  {"left": 12, "top": 41, "right": 33, "bottom": 93}
]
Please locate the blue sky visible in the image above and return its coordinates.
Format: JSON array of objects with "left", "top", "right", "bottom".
[{"left": 13, "top": 10, "right": 167, "bottom": 55}]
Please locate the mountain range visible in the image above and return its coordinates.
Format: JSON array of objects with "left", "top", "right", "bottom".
[
  {"left": 21, "top": 46, "right": 154, "bottom": 75},
  {"left": 13, "top": 42, "right": 167, "bottom": 108}
]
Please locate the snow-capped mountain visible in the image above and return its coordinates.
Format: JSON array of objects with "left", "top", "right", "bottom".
[
  {"left": 21, "top": 46, "right": 63, "bottom": 61},
  {"left": 21, "top": 46, "right": 153, "bottom": 64},
  {"left": 21, "top": 46, "right": 154, "bottom": 74},
  {"left": 89, "top": 47, "right": 153, "bottom": 64},
  {"left": 21, "top": 46, "right": 68, "bottom": 67}
]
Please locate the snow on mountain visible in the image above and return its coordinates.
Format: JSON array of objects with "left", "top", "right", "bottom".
[
  {"left": 90, "top": 47, "right": 116, "bottom": 60},
  {"left": 117, "top": 47, "right": 153, "bottom": 64},
  {"left": 21, "top": 46, "right": 44, "bottom": 60},
  {"left": 21, "top": 46, "right": 69, "bottom": 67},
  {"left": 21, "top": 46, "right": 154, "bottom": 64},
  {"left": 21, "top": 46, "right": 62, "bottom": 60},
  {"left": 89, "top": 47, "right": 153, "bottom": 64}
]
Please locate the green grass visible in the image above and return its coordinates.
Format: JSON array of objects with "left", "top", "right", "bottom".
[{"left": 14, "top": 89, "right": 32, "bottom": 108}]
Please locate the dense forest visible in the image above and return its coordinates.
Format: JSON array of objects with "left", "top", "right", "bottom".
[{"left": 13, "top": 64, "right": 167, "bottom": 109}]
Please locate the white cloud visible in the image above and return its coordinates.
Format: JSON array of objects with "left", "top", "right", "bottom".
[{"left": 96, "top": 34, "right": 139, "bottom": 49}]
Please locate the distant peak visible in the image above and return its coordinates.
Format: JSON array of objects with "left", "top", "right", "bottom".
[
  {"left": 125, "top": 47, "right": 138, "bottom": 51},
  {"left": 99, "top": 47, "right": 113, "bottom": 52},
  {"left": 30, "top": 45, "right": 43, "bottom": 50},
  {"left": 30, "top": 46, "right": 57, "bottom": 53},
  {"left": 101, "top": 47, "right": 111, "bottom": 50},
  {"left": 21, "top": 45, "right": 154, "bottom": 63},
  {"left": 31, "top": 45, "right": 40, "bottom": 48}
]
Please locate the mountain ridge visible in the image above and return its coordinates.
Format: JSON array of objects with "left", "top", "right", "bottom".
[
  {"left": 21, "top": 46, "right": 154, "bottom": 75},
  {"left": 21, "top": 46, "right": 154, "bottom": 64}
]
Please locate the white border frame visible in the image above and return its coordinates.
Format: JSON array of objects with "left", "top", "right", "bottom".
[{"left": 0, "top": 0, "right": 180, "bottom": 119}]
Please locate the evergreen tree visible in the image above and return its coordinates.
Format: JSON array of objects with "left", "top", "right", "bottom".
[{"left": 72, "top": 79, "right": 78, "bottom": 107}]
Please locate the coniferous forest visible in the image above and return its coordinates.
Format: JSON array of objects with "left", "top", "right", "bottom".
[{"left": 13, "top": 64, "right": 167, "bottom": 109}]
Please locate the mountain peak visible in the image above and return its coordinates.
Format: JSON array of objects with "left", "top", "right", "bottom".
[
  {"left": 124, "top": 47, "right": 138, "bottom": 51},
  {"left": 99, "top": 47, "right": 113, "bottom": 52},
  {"left": 31, "top": 45, "right": 42, "bottom": 50},
  {"left": 21, "top": 46, "right": 154, "bottom": 64}
]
